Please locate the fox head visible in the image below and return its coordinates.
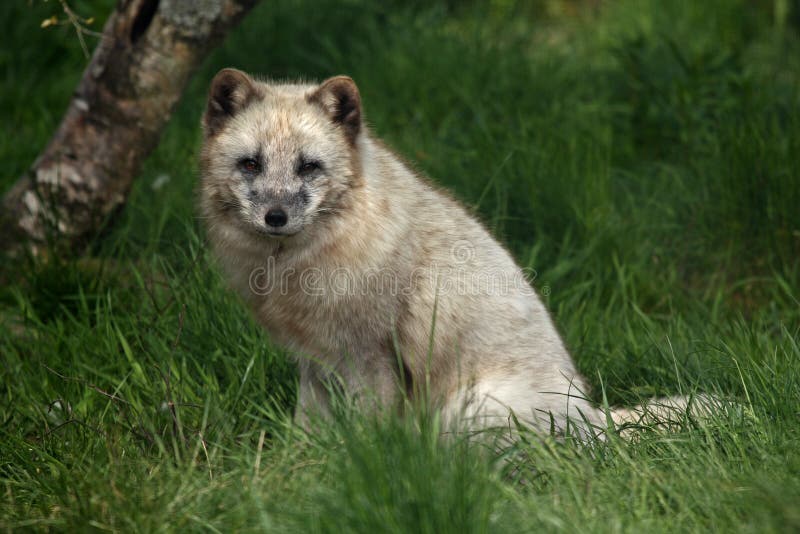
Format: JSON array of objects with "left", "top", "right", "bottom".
[{"left": 200, "top": 69, "right": 363, "bottom": 240}]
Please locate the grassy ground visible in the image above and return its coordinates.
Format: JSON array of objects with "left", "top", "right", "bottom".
[{"left": 2, "top": 0, "right": 799, "bottom": 531}]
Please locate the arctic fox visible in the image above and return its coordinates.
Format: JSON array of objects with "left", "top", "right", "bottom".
[{"left": 199, "top": 69, "right": 710, "bottom": 437}]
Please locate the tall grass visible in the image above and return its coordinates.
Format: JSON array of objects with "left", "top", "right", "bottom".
[{"left": 1, "top": 0, "right": 799, "bottom": 531}]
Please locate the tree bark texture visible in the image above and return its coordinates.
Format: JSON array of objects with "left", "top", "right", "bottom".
[{"left": 1, "top": 0, "right": 259, "bottom": 257}]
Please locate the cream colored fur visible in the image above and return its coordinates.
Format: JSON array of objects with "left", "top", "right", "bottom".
[{"left": 199, "top": 69, "right": 712, "bottom": 439}]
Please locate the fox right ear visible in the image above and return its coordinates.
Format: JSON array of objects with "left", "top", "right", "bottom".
[
  {"left": 204, "top": 68, "right": 259, "bottom": 136},
  {"left": 307, "top": 76, "right": 362, "bottom": 144}
]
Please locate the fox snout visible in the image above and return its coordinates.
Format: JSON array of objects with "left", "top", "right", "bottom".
[
  {"left": 265, "top": 207, "right": 288, "bottom": 228},
  {"left": 251, "top": 189, "right": 311, "bottom": 236}
]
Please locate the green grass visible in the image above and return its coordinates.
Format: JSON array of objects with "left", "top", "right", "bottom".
[{"left": 2, "top": 0, "right": 800, "bottom": 531}]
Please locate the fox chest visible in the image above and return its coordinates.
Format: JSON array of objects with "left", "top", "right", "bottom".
[{"left": 251, "top": 269, "right": 401, "bottom": 357}]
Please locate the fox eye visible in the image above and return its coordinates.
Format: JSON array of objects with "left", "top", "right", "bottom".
[
  {"left": 298, "top": 160, "right": 321, "bottom": 176},
  {"left": 237, "top": 157, "right": 261, "bottom": 174}
]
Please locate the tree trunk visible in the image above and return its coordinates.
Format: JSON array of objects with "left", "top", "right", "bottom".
[{"left": 1, "top": 0, "right": 259, "bottom": 258}]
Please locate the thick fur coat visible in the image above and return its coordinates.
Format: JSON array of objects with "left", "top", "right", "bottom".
[{"left": 199, "top": 69, "right": 708, "bottom": 437}]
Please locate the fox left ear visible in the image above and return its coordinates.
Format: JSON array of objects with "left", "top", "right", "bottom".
[
  {"left": 308, "top": 76, "right": 361, "bottom": 144},
  {"left": 204, "top": 68, "right": 260, "bottom": 137}
]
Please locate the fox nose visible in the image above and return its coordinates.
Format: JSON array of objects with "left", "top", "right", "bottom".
[{"left": 265, "top": 208, "right": 288, "bottom": 228}]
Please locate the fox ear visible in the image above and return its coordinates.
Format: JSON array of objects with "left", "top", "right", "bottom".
[
  {"left": 204, "top": 68, "right": 259, "bottom": 136},
  {"left": 308, "top": 76, "right": 361, "bottom": 143}
]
